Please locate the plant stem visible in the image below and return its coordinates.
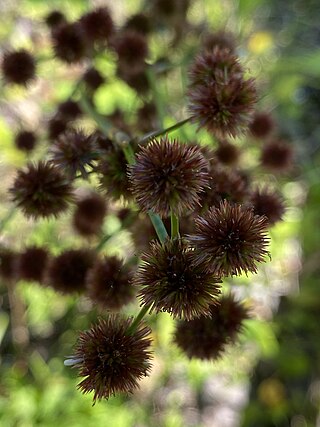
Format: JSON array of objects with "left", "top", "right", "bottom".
[
  {"left": 170, "top": 211, "right": 179, "bottom": 238},
  {"left": 139, "top": 117, "right": 192, "bottom": 144},
  {"left": 148, "top": 211, "right": 168, "bottom": 244},
  {"left": 127, "top": 304, "right": 151, "bottom": 335},
  {"left": 122, "top": 143, "right": 136, "bottom": 165},
  {"left": 0, "top": 206, "right": 17, "bottom": 233}
]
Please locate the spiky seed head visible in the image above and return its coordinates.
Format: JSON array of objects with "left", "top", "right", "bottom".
[
  {"left": 47, "top": 117, "right": 68, "bottom": 141},
  {"left": 50, "top": 130, "right": 96, "bottom": 178},
  {"left": 46, "top": 249, "right": 94, "bottom": 294},
  {"left": 18, "top": 246, "right": 49, "bottom": 283},
  {"left": 45, "top": 10, "right": 67, "bottom": 30},
  {"left": 79, "top": 7, "right": 114, "bottom": 44},
  {"left": 114, "top": 30, "right": 148, "bottom": 71},
  {"left": 73, "top": 192, "right": 107, "bottom": 237},
  {"left": 68, "top": 315, "right": 152, "bottom": 403},
  {"left": 133, "top": 238, "right": 221, "bottom": 320},
  {"left": 129, "top": 136, "right": 210, "bottom": 217},
  {"left": 189, "top": 200, "right": 270, "bottom": 276},
  {"left": 0, "top": 248, "right": 18, "bottom": 281},
  {"left": 214, "top": 140, "right": 240, "bottom": 165},
  {"left": 53, "top": 23, "right": 88, "bottom": 64},
  {"left": 174, "top": 294, "right": 249, "bottom": 359},
  {"left": 124, "top": 13, "right": 152, "bottom": 36},
  {"left": 202, "top": 31, "right": 236, "bottom": 53},
  {"left": 86, "top": 256, "right": 135, "bottom": 310},
  {"left": 83, "top": 67, "right": 105, "bottom": 91},
  {"left": 249, "top": 111, "right": 274, "bottom": 139},
  {"left": 260, "top": 140, "right": 293, "bottom": 173},
  {"left": 9, "top": 161, "right": 74, "bottom": 219},
  {"left": 1, "top": 49, "right": 36, "bottom": 86},
  {"left": 14, "top": 130, "right": 37, "bottom": 152},
  {"left": 57, "top": 100, "right": 82, "bottom": 120},
  {"left": 249, "top": 188, "right": 285, "bottom": 226}
]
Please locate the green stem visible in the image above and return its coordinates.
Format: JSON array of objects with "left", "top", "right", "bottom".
[
  {"left": 0, "top": 207, "right": 17, "bottom": 233},
  {"left": 170, "top": 211, "right": 179, "bottom": 238},
  {"left": 127, "top": 304, "right": 151, "bottom": 335},
  {"left": 148, "top": 211, "right": 168, "bottom": 244},
  {"left": 139, "top": 117, "right": 192, "bottom": 144},
  {"left": 122, "top": 144, "right": 136, "bottom": 165},
  {"left": 95, "top": 233, "right": 113, "bottom": 252}
]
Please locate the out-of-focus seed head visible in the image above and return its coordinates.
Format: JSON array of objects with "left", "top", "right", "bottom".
[
  {"left": 46, "top": 249, "right": 94, "bottom": 294},
  {"left": 1, "top": 49, "right": 36, "bottom": 86},
  {"left": 9, "top": 161, "right": 74, "bottom": 219},
  {"left": 249, "top": 111, "right": 274, "bottom": 139},
  {"left": 249, "top": 188, "right": 285, "bottom": 226},
  {"left": 189, "top": 200, "right": 270, "bottom": 276},
  {"left": 117, "top": 67, "right": 150, "bottom": 95},
  {"left": 136, "top": 102, "right": 159, "bottom": 133},
  {"left": 14, "top": 130, "right": 37, "bottom": 152},
  {"left": 202, "top": 31, "right": 236, "bottom": 53},
  {"left": 114, "top": 31, "right": 148, "bottom": 71},
  {"left": 18, "top": 246, "right": 49, "bottom": 283},
  {"left": 152, "top": 0, "right": 190, "bottom": 19},
  {"left": 47, "top": 116, "right": 69, "bottom": 141},
  {"left": 68, "top": 315, "right": 152, "bottom": 403},
  {"left": 133, "top": 238, "right": 221, "bottom": 320},
  {"left": 53, "top": 23, "right": 88, "bottom": 64},
  {"left": 129, "top": 136, "right": 210, "bottom": 217},
  {"left": 73, "top": 192, "right": 107, "bottom": 237},
  {"left": 83, "top": 67, "right": 105, "bottom": 91},
  {"left": 188, "top": 48, "right": 243, "bottom": 88},
  {"left": 57, "top": 100, "right": 82, "bottom": 121},
  {"left": 79, "top": 7, "right": 114, "bottom": 44},
  {"left": 0, "top": 248, "right": 18, "bottom": 281},
  {"left": 188, "top": 75, "right": 257, "bottom": 138},
  {"left": 124, "top": 13, "right": 152, "bottom": 36},
  {"left": 50, "top": 130, "right": 96, "bottom": 178},
  {"left": 260, "top": 140, "right": 294, "bottom": 173},
  {"left": 214, "top": 140, "right": 240, "bottom": 166},
  {"left": 174, "top": 294, "right": 249, "bottom": 359},
  {"left": 45, "top": 10, "right": 67, "bottom": 30},
  {"left": 87, "top": 256, "right": 135, "bottom": 310}
]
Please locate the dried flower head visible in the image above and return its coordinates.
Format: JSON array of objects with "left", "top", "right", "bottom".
[
  {"left": 129, "top": 137, "right": 209, "bottom": 217},
  {"left": 57, "top": 100, "right": 82, "bottom": 120},
  {"left": 79, "top": 7, "right": 114, "bottom": 44},
  {"left": 174, "top": 294, "right": 249, "bottom": 359},
  {"left": 53, "top": 23, "right": 87, "bottom": 63},
  {"left": 1, "top": 49, "right": 36, "bottom": 86},
  {"left": 214, "top": 140, "right": 240, "bottom": 165},
  {"left": 14, "top": 130, "right": 37, "bottom": 152},
  {"left": 249, "top": 112, "right": 274, "bottom": 139},
  {"left": 0, "top": 248, "right": 18, "bottom": 281},
  {"left": 50, "top": 130, "right": 96, "bottom": 178},
  {"left": 47, "top": 249, "right": 94, "bottom": 294},
  {"left": 124, "top": 13, "right": 152, "bottom": 36},
  {"left": 136, "top": 102, "right": 159, "bottom": 133},
  {"left": 188, "top": 75, "right": 257, "bottom": 138},
  {"left": 47, "top": 116, "right": 69, "bottom": 141},
  {"left": 87, "top": 256, "right": 135, "bottom": 310},
  {"left": 83, "top": 67, "right": 105, "bottom": 91},
  {"left": 115, "top": 31, "right": 148, "bottom": 71},
  {"left": 202, "top": 31, "right": 236, "bottom": 53},
  {"left": 18, "top": 246, "right": 49, "bottom": 282},
  {"left": 249, "top": 188, "right": 285, "bottom": 226},
  {"left": 133, "top": 238, "right": 221, "bottom": 320},
  {"left": 189, "top": 200, "right": 269, "bottom": 276},
  {"left": 45, "top": 10, "right": 67, "bottom": 30},
  {"left": 260, "top": 140, "right": 293, "bottom": 173},
  {"left": 9, "top": 161, "right": 74, "bottom": 219},
  {"left": 188, "top": 48, "right": 243, "bottom": 88},
  {"left": 73, "top": 192, "right": 107, "bottom": 237},
  {"left": 67, "top": 316, "right": 152, "bottom": 403}
]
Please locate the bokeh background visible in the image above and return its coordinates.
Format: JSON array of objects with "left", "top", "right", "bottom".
[{"left": 0, "top": 0, "right": 319, "bottom": 426}]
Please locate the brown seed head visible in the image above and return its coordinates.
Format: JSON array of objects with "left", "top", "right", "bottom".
[
  {"left": 133, "top": 238, "right": 221, "bottom": 320},
  {"left": 14, "top": 130, "right": 37, "bottom": 152},
  {"left": 174, "top": 294, "right": 249, "bottom": 359},
  {"left": 47, "top": 116, "right": 69, "bottom": 141},
  {"left": 79, "top": 7, "right": 114, "bottom": 44},
  {"left": 57, "top": 100, "right": 82, "bottom": 120},
  {"left": 129, "top": 137, "right": 210, "bottom": 217},
  {"left": 1, "top": 49, "right": 36, "bottom": 86},
  {"left": 202, "top": 31, "right": 236, "bottom": 53},
  {"left": 83, "top": 67, "right": 105, "bottom": 91},
  {"left": 69, "top": 315, "right": 152, "bottom": 403},
  {"left": 260, "top": 140, "right": 294, "bottom": 173},
  {"left": 18, "top": 246, "right": 49, "bottom": 283},
  {"left": 249, "top": 188, "right": 285, "bottom": 226},
  {"left": 9, "top": 161, "right": 74, "bottom": 219},
  {"left": 124, "top": 13, "right": 152, "bottom": 36},
  {"left": 214, "top": 140, "right": 240, "bottom": 165},
  {"left": 114, "top": 30, "right": 148, "bottom": 71},
  {"left": 189, "top": 200, "right": 270, "bottom": 276},
  {"left": 45, "top": 10, "right": 67, "bottom": 30},
  {"left": 53, "top": 22, "right": 88, "bottom": 63},
  {"left": 0, "top": 248, "right": 18, "bottom": 281},
  {"left": 87, "top": 256, "right": 135, "bottom": 310},
  {"left": 249, "top": 111, "right": 274, "bottom": 139},
  {"left": 73, "top": 192, "right": 107, "bottom": 237}
]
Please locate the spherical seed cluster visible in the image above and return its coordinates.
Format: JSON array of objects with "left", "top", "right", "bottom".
[
  {"left": 174, "top": 294, "right": 249, "bottom": 359},
  {"left": 260, "top": 140, "right": 293, "bottom": 172},
  {"left": 114, "top": 30, "right": 148, "bottom": 71},
  {"left": 73, "top": 192, "right": 107, "bottom": 237},
  {"left": 9, "top": 161, "right": 74, "bottom": 219},
  {"left": 202, "top": 30, "right": 236, "bottom": 53},
  {"left": 1, "top": 49, "right": 36, "bottom": 86},
  {"left": 249, "top": 111, "right": 274, "bottom": 139},
  {"left": 50, "top": 130, "right": 96, "bottom": 178},
  {"left": 47, "top": 117, "right": 69, "bottom": 141},
  {"left": 53, "top": 23, "right": 87, "bottom": 63},
  {"left": 0, "top": 249, "right": 18, "bottom": 281},
  {"left": 124, "top": 13, "right": 152, "bottom": 36},
  {"left": 80, "top": 7, "right": 114, "bottom": 44},
  {"left": 214, "top": 140, "right": 240, "bottom": 165},
  {"left": 133, "top": 238, "right": 221, "bottom": 320},
  {"left": 129, "top": 136, "right": 210, "bottom": 217},
  {"left": 189, "top": 200, "right": 269, "bottom": 276},
  {"left": 70, "top": 316, "right": 152, "bottom": 403},
  {"left": 249, "top": 188, "right": 285, "bottom": 226},
  {"left": 87, "top": 256, "right": 135, "bottom": 310},
  {"left": 83, "top": 67, "right": 105, "bottom": 91},
  {"left": 46, "top": 249, "right": 94, "bottom": 294},
  {"left": 45, "top": 10, "right": 66, "bottom": 30},
  {"left": 18, "top": 246, "right": 49, "bottom": 283},
  {"left": 57, "top": 100, "right": 82, "bottom": 120},
  {"left": 14, "top": 130, "right": 37, "bottom": 152}
]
